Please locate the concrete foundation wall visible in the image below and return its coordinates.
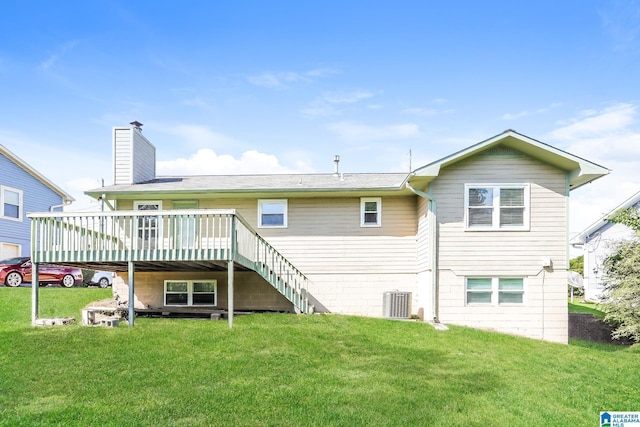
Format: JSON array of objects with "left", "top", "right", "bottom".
[{"left": 113, "top": 271, "right": 294, "bottom": 312}]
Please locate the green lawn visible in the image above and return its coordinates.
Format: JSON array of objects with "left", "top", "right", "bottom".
[
  {"left": 0, "top": 288, "right": 638, "bottom": 426},
  {"left": 568, "top": 299, "right": 606, "bottom": 318}
]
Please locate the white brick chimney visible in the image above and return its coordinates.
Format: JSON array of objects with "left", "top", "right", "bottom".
[{"left": 113, "top": 121, "right": 156, "bottom": 185}]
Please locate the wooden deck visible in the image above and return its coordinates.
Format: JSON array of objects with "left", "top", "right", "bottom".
[{"left": 28, "top": 209, "right": 313, "bottom": 325}]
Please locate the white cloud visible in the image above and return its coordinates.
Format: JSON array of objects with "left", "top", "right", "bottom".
[
  {"left": 248, "top": 72, "right": 303, "bottom": 88},
  {"left": 401, "top": 98, "right": 454, "bottom": 117},
  {"left": 327, "top": 121, "right": 420, "bottom": 143},
  {"left": 248, "top": 68, "right": 338, "bottom": 89},
  {"left": 157, "top": 148, "right": 313, "bottom": 175},
  {"left": 322, "top": 91, "right": 373, "bottom": 104},
  {"left": 41, "top": 40, "right": 80, "bottom": 70},
  {"left": 163, "top": 124, "right": 238, "bottom": 149},
  {"left": 548, "top": 103, "right": 640, "bottom": 238},
  {"left": 548, "top": 103, "right": 636, "bottom": 140},
  {"left": 600, "top": 0, "right": 640, "bottom": 51},
  {"left": 402, "top": 108, "right": 437, "bottom": 117},
  {"left": 301, "top": 90, "right": 375, "bottom": 117},
  {"left": 501, "top": 103, "right": 562, "bottom": 120},
  {"left": 181, "top": 97, "right": 214, "bottom": 111},
  {"left": 300, "top": 105, "right": 341, "bottom": 117}
]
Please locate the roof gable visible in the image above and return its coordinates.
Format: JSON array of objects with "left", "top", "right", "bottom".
[
  {"left": 411, "top": 129, "right": 609, "bottom": 190},
  {"left": 0, "top": 145, "right": 74, "bottom": 203}
]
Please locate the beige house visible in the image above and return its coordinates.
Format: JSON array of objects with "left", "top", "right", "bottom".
[{"left": 28, "top": 124, "right": 608, "bottom": 343}]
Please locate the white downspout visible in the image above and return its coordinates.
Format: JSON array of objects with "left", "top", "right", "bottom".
[{"left": 406, "top": 180, "right": 439, "bottom": 322}]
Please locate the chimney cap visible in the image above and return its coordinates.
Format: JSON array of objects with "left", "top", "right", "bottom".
[{"left": 130, "top": 121, "right": 144, "bottom": 130}]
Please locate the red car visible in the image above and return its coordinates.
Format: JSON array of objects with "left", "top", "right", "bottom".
[{"left": 0, "top": 257, "right": 83, "bottom": 288}]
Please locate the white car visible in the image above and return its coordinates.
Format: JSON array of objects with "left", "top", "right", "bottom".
[{"left": 90, "top": 271, "right": 114, "bottom": 288}]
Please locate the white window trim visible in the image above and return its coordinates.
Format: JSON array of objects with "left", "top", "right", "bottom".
[
  {"left": 134, "top": 201, "right": 163, "bottom": 248},
  {"left": 164, "top": 279, "right": 218, "bottom": 306},
  {"left": 465, "top": 277, "right": 526, "bottom": 306},
  {"left": 134, "top": 200, "right": 163, "bottom": 211},
  {"left": 258, "top": 199, "right": 288, "bottom": 228},
  {"left": 360, "top": 197, "right": 382, "bottom": 227},
  {"left": 464, "top": 183, "right": 530, "bottom": 231},
  {"left": 1, "top": 186, "right": 23, "bottom": 222}
]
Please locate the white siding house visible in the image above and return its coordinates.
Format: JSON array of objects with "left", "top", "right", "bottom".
[
  {"left": 28, "top": 125, "right": 609, "bottom": 343},
  {"left": 571, "top": 191, "right": 640, "bottom": 302}
]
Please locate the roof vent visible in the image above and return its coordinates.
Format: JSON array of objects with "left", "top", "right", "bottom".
[
  {"left": 130, "top": 121, "right": 144, "bottom": 132},
  {"left": 333, "top": 155, "right": 340, "bottom": 176}
]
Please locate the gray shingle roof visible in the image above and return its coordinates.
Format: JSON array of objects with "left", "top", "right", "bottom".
[{"left": 88, "top": 173, "right": 410, "bottom": 195}]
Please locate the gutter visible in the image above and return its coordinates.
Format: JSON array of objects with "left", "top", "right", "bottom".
[
  {"left": 49, "top": 200, "right": 73, "bottom": 212},
  {"left": 405, "top": 179, "right": 439, "bottom": 322}
]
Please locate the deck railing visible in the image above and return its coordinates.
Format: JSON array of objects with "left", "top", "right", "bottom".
[{"left": 27, "top": 209, "right": 310, "bottom": 313}]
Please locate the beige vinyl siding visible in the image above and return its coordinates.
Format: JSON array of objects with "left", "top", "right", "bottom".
[
  {"left": 432, "top": 149, "right": 569, "bottom": 343},
  {"left": 120, "top": 196, "right": 417, "bottom": 274},
  {"left": 433, "top": 153, "right": 567, "bottom": 274},
  {"left": 119, "top": 195, "right": 419, "bottom": 316},
  {"left": 131, "top": 129, "right": 156, "bottom": 184},
  {"left": 113, "top": 127, "right": 156, "bottom": 185},
  {"left": 113, "top": 128, "right": 133, "bottom": 185}
]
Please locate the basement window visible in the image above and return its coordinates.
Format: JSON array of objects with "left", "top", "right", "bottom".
[
  {"left": 466, "top": 277, "right": 524, "bottom": 305},
  {"left": 164, "top": 280, "right": 217, "bottom": 306}
]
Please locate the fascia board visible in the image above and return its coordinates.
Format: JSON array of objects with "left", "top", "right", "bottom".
[{"left": 572, "top": 190, "right": 640, "bottom": 242}]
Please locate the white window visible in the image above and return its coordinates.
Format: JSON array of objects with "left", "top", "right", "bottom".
[
  {"left": 164, "top": 280, "right": 217, "bottom": 306},
  {"left": 1, "top": 186, "right": 22, "bottom": 221},
  {"left": 258, "top": 199, "right": 287, "bottom": 228},
  {"left": 465, "top": 184, "right": 529, "bottom": 230},
  {"left": 466, "top": 277, "right": 525, "bottom": 305},
  {"left": 361, "top": 197, "right": 381, "bottom": 227}
]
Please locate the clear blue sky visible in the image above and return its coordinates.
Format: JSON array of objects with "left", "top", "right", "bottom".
[{"left": 1, "top": 0, "right": 639, "bottom": 236}]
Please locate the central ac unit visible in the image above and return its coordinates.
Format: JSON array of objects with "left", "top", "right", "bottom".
[{"left": 383, "top": 291, "right": 411, "bottom": 319}]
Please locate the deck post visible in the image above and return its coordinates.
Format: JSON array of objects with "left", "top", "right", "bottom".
[
  {"left": 228, "top": 260, "right": 234, "bottom": 328},
  {"left": 31, "top": 263, "right": 39, "bottom": 325},
  {"left": 128, "top": 261, "right": 135, "bottom": 326}
]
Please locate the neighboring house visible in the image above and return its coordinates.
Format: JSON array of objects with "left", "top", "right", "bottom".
[
  {"left": 0, "top": 145, "right": 74, "bottom": 259},
  {"left": 571, "top": 191, "right": 640, "bottom": 302},
  {"left": 28, "top": 124, "right": 609, "bottom": 343}
]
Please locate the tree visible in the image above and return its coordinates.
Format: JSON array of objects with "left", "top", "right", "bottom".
[
  {"left": 608, "top": 206, "right": 640, "bottom": 230},
  {"left": 569, "top": 255, "right": 583, "bottom": 274},
  {"left": 600, "top": 207, "right": 640, "bottom": 342}
]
